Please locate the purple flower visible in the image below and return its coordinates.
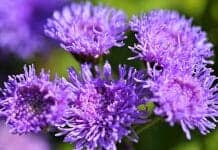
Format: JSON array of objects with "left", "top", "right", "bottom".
[
  {"left": 146, "top": 64, "right": 218, "bottom": 139},
  {"left": 56, "top": 62, "right": 147, "bottom": 150},
  {"left": 0, "top": 65, "right": 69, "bottom": 134},
  {"left": 44, "top": 2, "right": 128, "bottom": 58},
  {"left": 0, "top": 123, "right": 51, "bottom": 150},
  {"left": 0, "top": 0, "right": 67, "bottom": 58},
  {"left": 130, "top": 10, "right": 213, "bottom": 71}
]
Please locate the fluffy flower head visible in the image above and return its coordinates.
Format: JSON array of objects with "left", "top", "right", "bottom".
[
  {"left": 44, "top": 2, "right": 127, "bottom": 58},
  {"left": 57, "top": 62, "right": 147, "bottom": 150},
  {"left": 0, "top": 0, "right": 67, "bottom": 58},
  {"left": 130, "top": 10, "right": 213, "bottom": 71},
  {"left": 146, "top": 65, "right": 218, "bottom": 139},
  {"left": 0, "top": 65, "right": 69, "bottom": 134}
]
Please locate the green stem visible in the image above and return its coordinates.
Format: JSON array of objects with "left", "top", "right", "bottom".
[
  {"left": 199, "top": 137, "right": 206, "bottom": 150},
  {"left": 137, "top": 117, "right": 162, "bottom": 135}
]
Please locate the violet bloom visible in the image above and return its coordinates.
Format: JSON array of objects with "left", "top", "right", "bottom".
[
  {"left": 44, "top": 2, "right": 127, "bottom": 58},
  {"left": 0, "top": 123, "right": 51, "bottom": 150},
  {"left": 0, "top": 65, "right": 69, "bottom": 134},
  {"left": 56, "top": 62, "right": 147, "bottom": 150},
  {"left": 146, "top": 64, "right": 218, "bottom": 139},
  {"left": 0, "top": 0, "right": 67, "bottom": 58},
  {"left": 130, "top": 10, "right": 213, "bottom": 71}
]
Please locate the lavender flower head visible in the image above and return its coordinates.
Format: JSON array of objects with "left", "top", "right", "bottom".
[
  {"left": 56, "top": 62, "right": 147, "bottom": 150},
  {"left": 0, "top": 123, "right": 51, "bottom": 150},
  {"left": 0, "top": 65, "right": 69, "bottom": 134},
  {"left": 130, "top": 10, "right": 213, "bottom": 71},
  {"left": 44, "top": 2, "right": 128, "bottom": 58},
  {"left": 0, "top": 0, "right": 67, "bottom": 58},
  {"left": 146, "top": 64, "right": 218, "bottom": 139}
]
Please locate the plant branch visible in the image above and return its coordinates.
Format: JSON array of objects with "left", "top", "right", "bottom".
[{"left": 137, "top": 117, "right": 162, "bottom": 135}]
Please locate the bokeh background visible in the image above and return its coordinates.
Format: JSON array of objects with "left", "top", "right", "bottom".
[{"left": 0, "top": 0, "right": 218, "bottom": 150}]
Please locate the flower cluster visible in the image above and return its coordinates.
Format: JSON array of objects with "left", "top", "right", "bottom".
[
  {"left": 131, "top": 9, "right": 218, "bottom": 139},
  {"left": 0, "top": 1, "right": 218, "bottom": 150},
  {"left": 44, "top": 2, "right": 127, "bottom": 58}
]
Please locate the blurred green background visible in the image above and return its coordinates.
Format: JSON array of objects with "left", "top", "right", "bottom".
[{"left": 1, "top": 0, "right": 218, "bottom": 150}]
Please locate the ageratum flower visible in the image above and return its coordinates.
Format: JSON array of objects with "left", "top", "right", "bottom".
[
  {"left": 56, "top": 62, "right": 148, "bottom": 150},
  {"left": 0, "top": 65, "right": 69, "bottom": 134},
  {"left": 0, "top": 0, "right": 67, "bottom": 58},
  {"left": 44, "top": 2, "right": 127, "bottom": 58},
  {"left": 146, "top": 64, "right": 218, "bottom": 139},
  {"left": 0, "top": 122, "right": 51, "bottom": 150},
  {"left": 130, "top": 10, "right": 213, "bottom": 71}
]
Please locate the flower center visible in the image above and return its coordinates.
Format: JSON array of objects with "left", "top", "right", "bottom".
[
  {"left": 17, "top": 85, "right": 55, "bottom": 114},
  {"left": 76, "top": 84, "right": 103, "bottom": 119}
]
